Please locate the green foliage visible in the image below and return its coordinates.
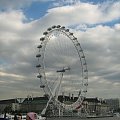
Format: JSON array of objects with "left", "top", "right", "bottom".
[{"left": 4, "top": 105, "right": 12, "bottom": 113}]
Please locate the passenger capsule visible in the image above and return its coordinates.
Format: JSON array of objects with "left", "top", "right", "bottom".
[
  {"left": 37, "top": 75, "right": 42, "bottom": 78},
  {"left": 79, "top": 49, "right": 83, "bottom": 52},
  {"left": 43, "top": 31, "right": 48, "bottom": 35},
  {"left": 84, "top": 83, "right": 88, "bottom": 86},
  {"left": 40, "top": 85, "right": 45, "bottom": 88},
  {"left": 84, "top": 76, "right": 88, "bottom": 79},
  {"left": 84, "top": 70, "right": 88, "bottom": 72},
  {"left": 57, "top": 25, "right": 61, "bottom": 28},
  {"left": 69, "top": 33, "right": 73, "bottom": 35},
  {"left": 61, "top": 26, "right": 65, "bottom": 29},
  {"left": 52, "top": 25, "right": 56, "bottom": 28},
  {"left": 73, "top": 37, "right": 77, "bottom": 40},
  {"left": 65, "top": 29, "right": 69, "bottom": 32},
  {"left": 36, "top": 64, "right": 41, "bottom": 68},
  {"left": 76, "top": 43, "right": 80, "bottom": 46},
  {"left": 36, "top": 54, "right": 41, "bottom": 57},
  {"left": 82, "top": 55, "right": 85, "bottom": 58},
  {"left": 37, "top": 45, "right": 42, "bottom": 48},
  {"left": 47, "top": 28, "right": 52, "bottom": 31},
  {"left": 40, "top": 37, "right": 45, "bottom": 41},
  {"left": 83, "top": 90, "right": 87, "bottom": 93},
  {"left": 56, "top": 69, "right": 65, "bottom": 72}
]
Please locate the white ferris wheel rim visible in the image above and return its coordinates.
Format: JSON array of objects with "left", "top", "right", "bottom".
[{"left": 36, "top": 25, "right": 88, "bottom": 109}]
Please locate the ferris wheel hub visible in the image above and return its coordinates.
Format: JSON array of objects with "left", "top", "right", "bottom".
[{"left": 56, "top": 67, "right": 71, "bottom": 73}]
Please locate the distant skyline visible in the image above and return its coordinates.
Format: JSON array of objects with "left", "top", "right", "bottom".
[{"left": 0, "top": 0, "right": 120, "bottom": 100}]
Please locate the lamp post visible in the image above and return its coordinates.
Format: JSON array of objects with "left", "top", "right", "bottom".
[{"left": 27, "top": 94, "right": 33, "bottom": 112}]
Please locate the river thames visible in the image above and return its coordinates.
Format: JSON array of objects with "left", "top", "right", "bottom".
[{"left": 46, "top": 117, "right": 120, "bottom": 120}]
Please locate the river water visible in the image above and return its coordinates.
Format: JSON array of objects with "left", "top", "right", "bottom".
[{"left": 46, "top": 117, "right": 120, "bottom": 120}]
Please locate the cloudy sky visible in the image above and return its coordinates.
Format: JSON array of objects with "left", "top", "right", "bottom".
[{"left": 0, "top": 0, "right": 120, "bottom": 100}]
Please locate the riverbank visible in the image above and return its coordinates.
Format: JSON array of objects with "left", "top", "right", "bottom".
[{"left": 46, "top": 116, "right": 119, "bottom": 120}]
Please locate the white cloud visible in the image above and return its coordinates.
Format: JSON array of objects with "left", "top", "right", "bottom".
[
  {"left": 101, "top": 1, "right": 120, "bottom": 21},
  {"left": 43, "top": 1, "right": 120, "bottom": 26},
  {"left": 53, "top": 0, "right": 81, "bottom": 6},
  {"left": 0, "top": 71, "right": 25, "bottom": 79}
]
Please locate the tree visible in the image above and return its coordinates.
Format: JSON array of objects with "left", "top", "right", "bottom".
[{"left": 4, "top": 105, "right": 12, "bottom": 113}]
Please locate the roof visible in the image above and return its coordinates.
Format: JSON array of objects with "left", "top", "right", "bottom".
[
  {"left": 22, "top": 96, "right": 48, "bottom": 104},
  {"left": 0, "top": 99, "right": 18, "bottom": 104},
  {"left": 83, "top": 97, "right": 100, "bottom": 103}
]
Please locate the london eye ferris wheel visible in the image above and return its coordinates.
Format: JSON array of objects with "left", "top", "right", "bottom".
[{"left": 36, "top": 25, "right": 88, "bottom": 116}]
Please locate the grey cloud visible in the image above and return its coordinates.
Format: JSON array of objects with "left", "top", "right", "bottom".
[
  {"left": 0, "top": 1, "right": 120, "bottom": 100},
  {"left": 103, "top": 72, "right": 120, "bottom": 82}
]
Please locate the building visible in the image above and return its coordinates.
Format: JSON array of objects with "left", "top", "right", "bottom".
[
  {"left": 83, "top": 97, "right": 109, "bottom": 115},
  {"left": 105, "top": 98, "right": 120, "bottom": 112},
  {"left": 20, "top": 96, "right": 48, "bottom": 113},
  {"left": 0, "top": 97, "right": 48, "bottom": 114},
  {"left": 0, "top": 96, "right": 109, "bottom": 115},
  {"left": 0, "top": 99, "right": 19, "bottom": 113}
]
